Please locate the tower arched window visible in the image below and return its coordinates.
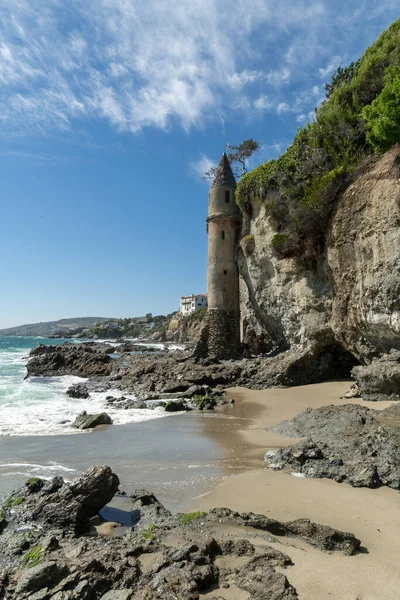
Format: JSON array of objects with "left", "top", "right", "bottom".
[
  {"left": 222, "top": 231, "right": 225, "bottom": 240},
  {"left": 225, "top": 190, "right": 230, "bottom": 203}
]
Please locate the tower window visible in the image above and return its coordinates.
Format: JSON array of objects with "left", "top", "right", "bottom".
[
  {"left": 222, "top": 231, "right": 225, "bottom": 239},
  {"left": 224, "top": 269, "right": 227, "bottom": 275},
  {"left": 225, "top": 190, "right": 230, "bottom": 203}
]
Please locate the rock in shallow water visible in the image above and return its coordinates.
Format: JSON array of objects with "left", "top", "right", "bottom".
[
  {"left": 27, "top": 342, "right": 113, "bottom": 378},
  {"left": 72, "top": 411, "right": 112, "bottom": 429},
  {"left": 164, "top": 399, "right": 191, "bottom": 412},
  {"left": 66, "top": 383, "right": 90, "bottom": 399}
]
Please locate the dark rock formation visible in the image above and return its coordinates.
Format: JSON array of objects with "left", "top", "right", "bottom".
[
  {"left": 30, "top": 466, "right": 119, "bottom": 535},
  {"left": 0, "top": 466, "right": 362, "bottom": 599},
  {"left": 26, "top": 339, "right": 359, "bottom": 403},
  {"left": 206, "top": 507, "right": 360, "bottom": 555},
  {"left": 105, "top": 396, "right": 150, "bottom": 410},
  {"left": 15, "top": 562, "right": 69, "bottom": 595},
  {"left": 67, "top": 383, "right": 90, "bottom": 399},
  {"left": 267, "top": 403, "right": 400, "bottom": 489},
  {"left": 73, "top": 411, "right": 112, "bottom": 430},
  {"left": 164, "top": 399, "right": 190, "bottom": 412},
  {"left": 352, "top": 350, "right": 400, "bottom": 401},
  {"left": 27, "top": 343, "right": 114, "bottom": 378}
]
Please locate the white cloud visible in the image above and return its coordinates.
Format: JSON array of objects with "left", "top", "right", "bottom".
[
  {"left": 296, "top": 114, "right": 307, "bottom": 123},
  {"left": 319, "top": 55, "right": 342, "bottom": 78},
  {"left": 0, "top": 1, "right": 398, "bottom": 135},
  {"left": 266, "top": 68, "right": 291, "bottom": 86},
  {"left": 254, "top": 95, "right": 273, "bottom": 111},
  {"left": 277, "top": 102, "right": 290, "bottom": 115},
  {"left": 191, "top": 153, "right": 215, "bottom": 180}
]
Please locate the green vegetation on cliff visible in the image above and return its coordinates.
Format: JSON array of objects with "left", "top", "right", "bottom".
[{"left": 237, "top": 18, "right": 400, "bottom": 261}]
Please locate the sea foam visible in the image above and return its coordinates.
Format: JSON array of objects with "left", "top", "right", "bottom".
[{"left": 0, "top": 336, "right": 178, "bottom": 437}]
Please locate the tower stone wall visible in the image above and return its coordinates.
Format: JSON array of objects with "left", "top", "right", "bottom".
[{"left": 203, "top": 153, "right": 241, "bottom": 359}]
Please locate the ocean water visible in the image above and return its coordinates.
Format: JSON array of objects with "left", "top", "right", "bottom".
[
  {"left": 0, "top": 336, "right": 257, "bottom": 510},
  {"left": 0, "top": 336, "right": 177, "bottom": 437}
]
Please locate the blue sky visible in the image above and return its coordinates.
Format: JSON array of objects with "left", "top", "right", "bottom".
[{"left": 0, "top": 1, "right": 399, "bottom": 328}]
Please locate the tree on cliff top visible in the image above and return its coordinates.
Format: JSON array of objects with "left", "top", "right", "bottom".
[{"left": 202, "top": 139, "right": 260, "bottom": 181}]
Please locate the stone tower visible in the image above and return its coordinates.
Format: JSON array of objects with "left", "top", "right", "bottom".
[{"left": 206, "top": 153, "right": 241, "bottom": 358}]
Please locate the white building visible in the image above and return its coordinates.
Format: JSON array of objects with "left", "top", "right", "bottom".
[{"left": 180, "top": 294, "right": 208, "bottom": 315}]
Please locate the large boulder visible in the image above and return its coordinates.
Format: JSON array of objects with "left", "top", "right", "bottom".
[
  {"left": 73, "top": 411, "right": 112, "bottom": 430},
  {"left": 267, "top": 403, "right": 400, "bottom": 489},
  {"left": 31, "top": 466, "right": 120, "bottom": 534},
  {"left": 352, "top": 350, "right": 400, "bottom": 401}
]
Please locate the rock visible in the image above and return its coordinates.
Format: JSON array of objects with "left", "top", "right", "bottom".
[
  {"left": 31, "top": 466, "right": 119, "bottom": 534},
  {"left": 25, "top": 477, "right": 45, "bottom": 494},
  {"left": 164, "top": 399, "right": 190, "bottom": 412},
  {"left": 268, "top": 403, "right": 400, "bottom": 489},
  {"left": 100, "top": 590, "right": 133, "bottom": 600},
  {"left": 0, "top": 471, "right": 362, "bottom": 599},
  {"left": 189, "top": 395, "right": 217, "bottom": 410},
  {"left": 27, "top": 342, "right": 113, "bottom": 378},
  {"left": 30, "top": 344, "right": 57, "bottom": 356},
  {"left": 342, "top": 382, "right": 360, "bottom": 399},
  {"left": 67, "top": 383, "right": 90, "bottom": 399},
  {"left": 235, "top": 555, "right": 298, "bottom": 599},
  {"left": 15, "top": 561, "right": 69, "bottom": 594},
  {"left": 352, "top": 350, "right": 400, "bottom": 401},
  {"left": 73, "top": 411, "right": 113, "bottom": 430},
  {"left": 206, "top": 507, "right": 360, "bottom": 555},
  {"left": 105, "top": 396, "right": 149, "bottom": 410}
]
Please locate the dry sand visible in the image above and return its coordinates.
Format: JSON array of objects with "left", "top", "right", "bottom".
[{"left": 192, "top": 381, "right": 400, "bottom": 600}]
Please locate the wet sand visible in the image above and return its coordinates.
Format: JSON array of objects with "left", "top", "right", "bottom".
[
  {"left": 0, "top": 409, "right": 264, "bottom": 512},
  {"left": 193, "top": 382, "right": 400, "bottom": 600}
]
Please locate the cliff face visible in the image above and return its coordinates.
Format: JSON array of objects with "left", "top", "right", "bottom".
[
  {"left": 328, "top": 149, "right": 400, "bottom": 361},
  {"left": 147, "top": 311, "right": 206, "bottom": 344},
  {"left": 239, "top": 147, "right": 400, "bottom": 366}
]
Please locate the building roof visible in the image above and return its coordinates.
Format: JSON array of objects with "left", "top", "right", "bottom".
[
  {"left": 180, "top": 294, "right": 208, "bottom": 299},
  {"left": 210, "top": 153, "right": 236, "bottom": 189}
]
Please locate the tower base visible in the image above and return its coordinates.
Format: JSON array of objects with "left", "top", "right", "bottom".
[{"left": 195, "top": 308, "right": 241, "bottom": 360}]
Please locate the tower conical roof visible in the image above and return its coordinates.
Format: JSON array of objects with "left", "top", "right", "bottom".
[{"left": 210, "top": 153, "right": 236, "bottom": 189}]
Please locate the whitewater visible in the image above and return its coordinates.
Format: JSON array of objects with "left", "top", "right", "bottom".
[{"left": 0, "top": 336, "right": 176, "bottom": 437}]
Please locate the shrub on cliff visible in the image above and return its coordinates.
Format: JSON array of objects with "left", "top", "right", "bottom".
[
  {"left": 236, "top": 18, "right": 400, "bottom": 262},
  {"left": 362, "top": 65, "right": 400, "bottom": 152}
]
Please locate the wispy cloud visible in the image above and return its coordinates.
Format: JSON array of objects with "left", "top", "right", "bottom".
[
  {"left": 319, "top": 55, "right": 342, "bottom": 78},
  {"left": 254, "top": 95, "right": 273, "bottom": 111},
  {"left": 0, "top": 1, "right": 398, "bottom": 135},
  {"left": 266, "top": 68, "right": 291, "bottom": 86},
  {"left": 190, "top": 153, "right": 215, "bottom": 180}
]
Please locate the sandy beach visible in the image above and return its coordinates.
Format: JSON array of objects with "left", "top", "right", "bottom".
[{"left": 193, "top": 381, "right": 400, "bottom": 600}]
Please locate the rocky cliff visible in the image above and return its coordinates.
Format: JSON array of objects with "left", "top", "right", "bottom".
[
  {"left": 239, "top": 147, "right": 400, "bottom": 369},
  {"left": 149, "top": 310, "right": 206, "bottom": 344}
]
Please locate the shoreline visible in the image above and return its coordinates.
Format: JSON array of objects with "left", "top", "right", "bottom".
[
  {"left": 1, "top": 376, "right": 399, "bottom": 598},
  {"left": 191, "top": 381, "right": 399, "bottom": 600}
]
